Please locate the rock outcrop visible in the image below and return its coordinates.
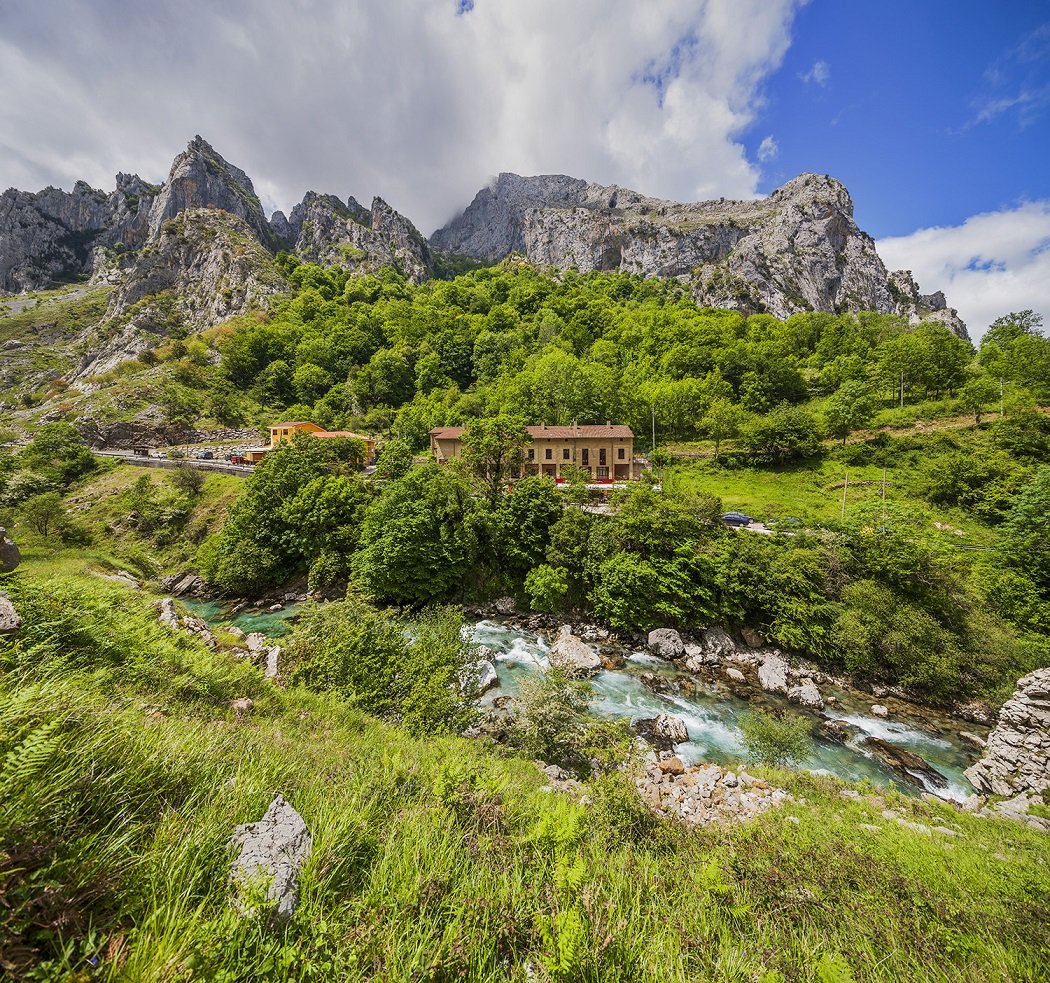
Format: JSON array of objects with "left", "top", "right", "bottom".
[
  {"left": 74, "top": 208, "right": 288, "bottom": 378},
  {"left": 547, "top": 624, "right": 601, "bottom": 676},
  {"left": 0, "top": 527, "right": 21, "bottom": 573},
  {"left": 148, "top": 136, "right": 272, "bottom": 245},
  {"left": 965, "top": 668, "right": 1050, "bottom": 797},
  {"left": 285, "top": 192, "right": 432, "bottom": 284},
  {"left": 432, "top": 172, "right": 967, "bottom": 336},
  {"left": 230, "top": 794, "right": 312, "bottom": 923},
  {"left": 0, "top": 592, "right": 21, "bottom": 634}
]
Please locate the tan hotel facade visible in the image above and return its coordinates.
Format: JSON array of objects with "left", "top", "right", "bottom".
[{"left": 429, "top": 424, "right": 637, "bottom": 482}]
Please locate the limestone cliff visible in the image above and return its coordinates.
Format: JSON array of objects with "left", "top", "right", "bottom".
[
  {"left": 0, "top": 136, "right": 429, "bottom": 297},
  {"left": 75, "top": 209, "right": 288, "bottom": 379},
  {"left": 432, "top": 172, "right": 967, "bottom": 337},
  {"left": 285, "top": 191, "right": 432, "bottom": 284}
]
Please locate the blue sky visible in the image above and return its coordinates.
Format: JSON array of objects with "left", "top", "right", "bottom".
[
  {"left": 748, "top": 0, "right": 1050, "bottom": 239},
  {"left": 0, "top": 0, "right": 1047, "bottom": 335}
]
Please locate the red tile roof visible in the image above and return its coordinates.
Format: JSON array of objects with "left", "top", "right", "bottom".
[{"left": 431, "top": 425, "right": 633, "bottom": 440}]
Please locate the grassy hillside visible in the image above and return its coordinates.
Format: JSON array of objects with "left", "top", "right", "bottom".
[{"left": 1, "top": 555, "right": 1047, "bottom": 982}]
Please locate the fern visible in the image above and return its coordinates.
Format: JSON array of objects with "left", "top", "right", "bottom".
[
  {"left": 0, "top": 719, "right": 61, "bottom": 790},
  {"left": 815, "top": 952, "right": 855, "bottom": 983}
]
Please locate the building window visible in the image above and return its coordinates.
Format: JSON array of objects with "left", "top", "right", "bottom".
[
  {"left": 597, "top": 467, "right": 609, "bottom": 479},
  {"left": 562, "top": 448, "right": 570, "bottom": 460},
  {"left": 581, "top": 449, "right": 589, "bottom": 465},
  {"left": 599, "top": 449, "right": 607, "bottom": 466},
  {"left": 617, "top": 448, "right": 625, "bottom": 460},
  {"left": 545, "top": 448, "right": 552, "bottom": 460},
  {"left": 528, "top": 449, "right": 534, "bottom": 460}
]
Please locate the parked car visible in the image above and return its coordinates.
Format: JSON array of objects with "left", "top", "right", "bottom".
[
  {"left": 191, "top": 450, "right": 214, "bottom": 460},
  {"left": 721, "top": 511, "right": 754, "bottom": 527},
  {"left": 228, "top": 454, "right": 246, "bottom": 465}
]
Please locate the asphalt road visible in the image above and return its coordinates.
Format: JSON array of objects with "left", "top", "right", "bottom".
[{"left": 93, "top": 450, "right": 255, "bottom": 476}]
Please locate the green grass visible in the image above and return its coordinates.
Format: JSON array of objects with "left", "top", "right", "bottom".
[
  {"left": 0, "top": 285, "right": 110, "bottom": 344},
  {"left": 1, "top": 562, "right": 1047, "bottom": 981},
  {"left": 667, "top": 456, "right": 997, "bottom": 545}
]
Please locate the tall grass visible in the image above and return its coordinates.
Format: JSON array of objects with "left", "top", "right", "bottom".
[{"left": 1, "top": 571, "right": 1047, "bottom": 981}]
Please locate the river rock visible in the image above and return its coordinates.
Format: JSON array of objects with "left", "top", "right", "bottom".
[
  {"left": 162, "top": 571, "right": 205, "bottom": 597},
  {"left": 230, "top": 794, "right": 312, "bottom": 923},
  {"left": 0, "top": 592, "right": 21, "bottom": 634},
  {"left": 682, "top": 626, "right": 739, "bottom": 671},
  {"left": 724, "top": 667, "right": 746, "bottom": 684},
  {"left": 955, "top": 699, "right": 996, "bottom": 727},
  {"left": 819, "top": 719, "right": 857, "bottom": 744},
  {"left": 647, "top": 628, "right": 684, "bottom": 660},
  {"left": 0, "top": 527, "right": 21, "bottom": 572},
  {"left": 634, "top": 714, "right": 690, "bottom": 749},
  {"left": 757, "top": 652, "right": 790, "bottom": 695},
  {"left": 459, "top": 658, "right": 499, "bottom": 696},
  {"left": 863, "top": 736, "right": 948, "bottom": 790},
  {"left": 740, "top": 627, "right": 765, "bottom": 648},
  {"left": 871, "top": 704, "right": 889, "bottom": 718},
  {"left": 787, "top": 679, "right": 825, "bottom": 710},
  {"left": 548, "top": 625, "right": 601, "bottom": 676},
  {"left": 965, "top": 668, "right": 1050, "bottom": 797},
  {"left": 959, "top": 731, "right": 986, "bottom": 750},
  {"left": 494, "top": 596, "right": 517, "bottom": 615},
  {"left": 263, "top": 646, "right": 280, "bottom": 679},
  {"left": 245, "top": 632, "right": 267, "bottom": 653},
  {"left": 158, "top": 597, "right": 180, "bottom": 629}
]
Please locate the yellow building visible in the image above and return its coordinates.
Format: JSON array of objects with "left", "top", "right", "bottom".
[
  {"left": 248, "top": 421, "right": 377, "bottom": 464},
  {"left": 430, "top": 424, "right": 637, "bottom": 482}
]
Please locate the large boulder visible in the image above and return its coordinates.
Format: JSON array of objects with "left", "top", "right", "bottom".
[
  {"left": 647, "top": 628, "right": 684, "bottom": 660},
  {"left": 756, "top": 652, "right": 790, "bottom": 695},
  {"left": 863, "top": 737, "right": 948, "bottom": 790},
  {"left": 634, "top": 714, "right": 690, "bottom": 749},
  {"left": 548, "top": 625, "right": 601, "bottom": 676},
  {"left": 0, "top": 528, "right": 20, "bottom": 573},
  {"left": 0, "top": 592, "right": 21, "bottom": 634},
  {"left": 230, "top": 794, "right": 312, "bottom": 923},
  {"left": 965, "top": 668, "right": 1050, "bottom": 797},
  {"left": 682, "top": 626, "right": 739, "bottom": 670},
  {"left": 459, "top": 658, "right": 499, "bottom": 696},
  {"left": 787, "top": 679, "right": 825, "bottom": 710}
]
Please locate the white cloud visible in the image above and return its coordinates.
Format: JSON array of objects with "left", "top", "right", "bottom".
[
  {"left": 0, "top": 0, "right": 803, "bottom": 234},
  {"left": 799, "top": 59, "right": 829, "bottom": 85},
  {"left": 757, "top": 135, "right": 778, "bottom": 162},
  {"left": 878, "top": 202, "right": 1050, "bottom": 341}
]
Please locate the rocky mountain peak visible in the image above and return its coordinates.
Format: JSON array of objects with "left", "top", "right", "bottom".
[
  {"left": 432, "top": 170, "right": 966, "bottom": 336},
  {"left": 146, "top": 136, "right": 270, "bottom": 244}
]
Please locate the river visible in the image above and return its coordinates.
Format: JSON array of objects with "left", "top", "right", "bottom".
[
  {"left": 470, "top": 620, "right": 979, "bottom": 801},
  {"left": 182, "top": 599, "right": 979, "bottom": 800}
]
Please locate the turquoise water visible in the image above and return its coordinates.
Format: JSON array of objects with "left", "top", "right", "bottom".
[
  {"left": 470, "top": 619, "right": 978, "bottom": 801},
  {"left": 182, "top": 598, "right": 305, "bottom": 638}
]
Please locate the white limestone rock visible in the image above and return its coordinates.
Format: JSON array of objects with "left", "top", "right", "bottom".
[
  {"left": 965, "top": 668, "right": 1050, "bottom": 797},
  {"left": 548, "top": 625, "right": 601, "bottom": 676},
  {"left": 647, "top": 628, "right": 685, "bottom": 660},
  {"left": 230, "top": 795, "right": 312, "bottom": 923}
]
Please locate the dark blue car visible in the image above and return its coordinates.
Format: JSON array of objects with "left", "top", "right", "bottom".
[{"left": 722, "top": 511, "right": 754, "bottom": 527}]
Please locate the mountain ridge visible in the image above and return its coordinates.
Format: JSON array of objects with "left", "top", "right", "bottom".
[{"left": 0, "top": 137, "right": 966, "bottom": 338}]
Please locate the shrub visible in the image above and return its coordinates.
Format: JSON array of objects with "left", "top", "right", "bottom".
[{"left": 738, "top": 708, "right": 811, "bottom": 767}]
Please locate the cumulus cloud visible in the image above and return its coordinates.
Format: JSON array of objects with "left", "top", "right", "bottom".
[
  {"left": 799, "top": 59, "right": 829, "bottom": 85},
  {"left": 878, "top": 202, "right": 1050, "bottom": 341},
  {"left": 0, "top": 0, "right": 803, "bottom": 234},
  {"left": 757, "top": 135, "right": 778, "bottom": 162}
]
